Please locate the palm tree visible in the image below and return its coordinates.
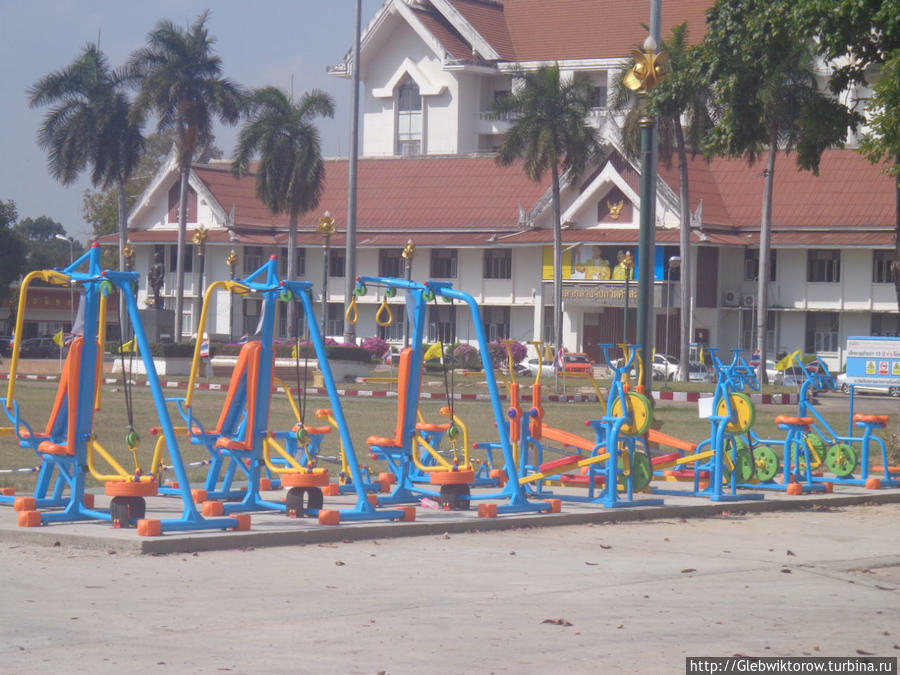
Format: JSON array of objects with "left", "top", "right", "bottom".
[
  {"left": 128, "top": 10, "right": 244, "bottom": 339},
  {"left": 29, "top": 43, "right": 143, "bottom": 273},
  {"left": 493, "top": 64, "right": 599, "bottom": 371},
  {"left": 611, "top": 23, "right": 716, "bottom": 381},
  {"left": 701, "top": 0, "right": 860, "bottom": 383},
  {"left": 232, "top": 86, "right": 335, "bottom": 334}
]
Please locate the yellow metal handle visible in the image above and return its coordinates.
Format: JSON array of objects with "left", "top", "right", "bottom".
[
  {"left": 375, "top": 297, "right": 393, "bottom": 327},
  {"left": 345, "top": 295, "right": 359, "bottom": 325}
]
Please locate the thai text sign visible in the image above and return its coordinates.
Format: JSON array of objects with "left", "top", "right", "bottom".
[{"left": 844, "top": 336, "right": 900, "bottom": 386}]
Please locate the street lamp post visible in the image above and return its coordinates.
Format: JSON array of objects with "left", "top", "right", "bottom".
[
  {"left": 664, "top": 255, "right": 681, "bottom": 389},
  {"left": 401, "top": 240, "right": 415, "bottom": 347},
  {"left": 316, "top": 212, "right": 336, "bottom": 339},
  {"left": 623, "top": 33, "right": 668, "bottom": 394},
  {"left": 192, "top": 226, "right": 208, "bottom": 338},
  {"left": 54, "top": 234, "right": 74, "bottom": 330}
]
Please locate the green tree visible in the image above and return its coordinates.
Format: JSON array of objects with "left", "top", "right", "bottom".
[
  {"left": 13, "top": 216, "right": 83, "bottom": 272},
  {"left": 612, "top": 23, "right": 715, "bottom": 381},
  {"left": 0, "top": 201, "right": 28, "bottom": 311},
  {"left": 28, "top": 43, "right": 143, "bottom": 273},
  {"left": 128, "top": 10, "right": 244, "bottom": 339},
  {"left": 700, "top": 0, "right": 860, "bottom": 382},
  {"left": 493, "top": 64, "right": 599, "bottom": 370},
  {"left": 800, "top": 0, "right": 900, "bottom": 311},
  {"left": 232, "top": 86, "right": 335, "bottom": 333}
]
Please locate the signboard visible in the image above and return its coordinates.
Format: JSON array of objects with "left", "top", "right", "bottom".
[
  {"left": 559, "top": 283, "right": 662, "bottom": 308},
  {"left": 844, "top": 336, "right": 900, "bottom": 386}
]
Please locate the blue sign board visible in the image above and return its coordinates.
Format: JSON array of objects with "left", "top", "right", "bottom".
[{"left": 845, "top": 336, "right": 900, "bottom": 386}]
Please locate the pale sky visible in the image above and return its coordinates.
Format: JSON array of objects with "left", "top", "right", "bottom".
[{"left": 0, "top": 0, "right": 383, "bottom": 243}]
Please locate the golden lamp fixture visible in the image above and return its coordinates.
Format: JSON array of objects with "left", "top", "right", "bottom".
[
  {"left": 316, "top": 211, "right": 336, "bottom": 238},
  {"left": 623, "top": 37, "right": 668, "bottom": 93},
  {"left": 192, "top": 225, "right": 208, "bottom": 246},
  {"left": 401, "top": 240, "right": 416, "bottom": 260}
]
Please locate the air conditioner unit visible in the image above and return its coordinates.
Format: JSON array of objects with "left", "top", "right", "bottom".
[
  {"left": 742, "top": 294, "right": 756, "bottom": 308},
  {"left": 723, "top": 289, "right": 739, "bottom": 307}
]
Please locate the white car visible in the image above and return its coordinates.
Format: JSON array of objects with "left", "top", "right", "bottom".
[
  {"left": 651, "top": 353, "right": 711, "bottom": 382},
  {"left": 519, "top": 357, "right": 556, "bottom": 377},
  {"left": 836, "top": 372, "right": 900, "bottom": 397}
]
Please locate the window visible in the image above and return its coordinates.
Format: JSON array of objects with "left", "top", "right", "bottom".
[
  {"left": 430, "top": 249, "right": 457, "bottom": 278},
  {"left": 744, "top": 248, "right": 776, "bottom": 281},
  {"left": 873, "top": 250, "right": 894, "bottom": 284},
  {"left": 377, "top": 306, "right": 404, "bottom": 342},
  {"left": 805, "top": 311, "right": 839, "bottom": 353},
  {"left": 169, "top": 244, "right": 193, "bottom": 273},
  {"left": 277, "top": 307, "right": 306, "bottom": 341},
  {"left": 326, "top": 303, "right": 344, "bottom": 338},
  {"left": 279, "top": 247, "right": 306, "bottom": 278},
  {"left": 328, "top": 248, "right": 345, "bottom": 278},
  {"left": 484, "top": 249, "right": 512, "bottom": 279},
  {"left": 807, "top": 250, "right": 840, "bottom": 283},
  {"left": 741, "top": 309, "right": 775, "bottom": 352},
  {"left": 243, "top": 246, "right": 264, "bottom": 275},
  {"left": 242, "top": 298, "right": 261, "bottom": 336},
  {"left": 590, "top": 85, "right": 607, "bottom": 109},
  {"left": 871, "top": 313, "right": 900, "bottom": 337},
  {"left": 379, "top": 249, "right": 404, "bottom": 278},
  {"left": 428, "top": 304, "right": 456, "bottom": 344},
  {"left": 483, "top": 306, "right": 510, "bottom": 342},
  {"left": 542, "top": 307, "right": 554, "bottom": 345},
  {"left": 396, "top": 78, "right": 422, "bottom": 156}
]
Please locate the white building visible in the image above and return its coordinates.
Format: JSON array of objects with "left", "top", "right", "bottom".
[{"left": 120, "top": 0, "right": 897, "bottom": 370}]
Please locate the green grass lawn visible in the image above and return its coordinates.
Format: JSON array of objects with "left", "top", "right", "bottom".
[{"left": 0, "top": 378, "right": 894, "bottom": 494}]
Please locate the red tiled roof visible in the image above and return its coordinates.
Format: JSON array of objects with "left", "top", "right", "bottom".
[
  {"left": 412, "top": 8, "right": 473, "bottom": 61},
  {"left": 195, "top": 156, "right": 548, "bottom": 233},
  {"left": 659, "top": 149, "right": 896, "bottom": 230},
  {"left": 449, "top": 0, "right": 712, "bottom": 63}
]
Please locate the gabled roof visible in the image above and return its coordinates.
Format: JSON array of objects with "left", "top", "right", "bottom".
[{"left": 123, "top": 149, "right": 895, "bottom": 250}]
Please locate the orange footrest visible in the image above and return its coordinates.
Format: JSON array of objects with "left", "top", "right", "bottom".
[
  {"left": 105, "top": 480, "right": 158, "bottom": 498},
  {"left": 14, "top": 496, "right": 36, "bottom": 512},
  {"left": 477, "top": 503, "right": 498, "bottom": 518},
  {"left": 429, "top": 469, "right": 475, "bottom": 485},
  {"left": 281, "top": 471, "right": 330, "bottom": 488}
]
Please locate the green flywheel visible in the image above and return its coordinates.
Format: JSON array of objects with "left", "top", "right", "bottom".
[
  {"left": 824, "top": 442, "right": 857, "bottom": 477},
  {"left": 617, "top": 451, "right": 653, "bottom": 492},
  {"left": 752, "top": 445, "right": 779, "bottom": 482}
]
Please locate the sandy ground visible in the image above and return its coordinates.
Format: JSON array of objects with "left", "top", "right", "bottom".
[{"left": 1, "top": 502, "right": 899, "bottom": 675}]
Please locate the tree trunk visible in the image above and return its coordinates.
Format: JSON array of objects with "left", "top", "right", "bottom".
[
  {"left": 116, "top": 178, "right": 127, "bottom": 273},
  {"left": 116, "top": 177, "right": 129, "bottom": 333},
  {"left": 174, "top": 165, "right": 189, "bottom": 341},
  {"left": 756, "top": 136, "right": 778, "bottom": 385},
  {"left": 287, "top": 208, "right": 298, "bottom": 337},
  {"left": 675, "top": 121, "right": 691, "bottom": 382},
  {"left": 551, "top": 163, "right": 563, "bottom": 391},
  {"left": 893, "top": 161, "right": 900, "bottom": 313}
]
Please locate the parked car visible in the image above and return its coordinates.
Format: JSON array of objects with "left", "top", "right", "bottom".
[
  {"left": 779, "top": 362, "right": 822, "bottom": 389},
  {"left": 561, "top": 352, "right": 593, "bottom": 373},
  {"left": 835, "top": 372, "right": 900, "bottom": 397},
  {"left": 20, "top": 336, "right": 62, "bottom": 358},
  {"left": 650, "top": 353, "right": 711, "bottom": 382},
  {"left": 519, "top": 357, "right": 556, "bottom": 377},
  {"left": 0, "top": 336, "right": 12, "bottom": 357}
]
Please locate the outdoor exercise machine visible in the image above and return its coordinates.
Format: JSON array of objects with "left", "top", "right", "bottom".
[
  {"left": 781, "top": 355, "right": 897, "bottom": 489},
  {"left": 648, "top": 347, "right": 764, "bottom": 502},
  {"left": 4, "top": 244, "right": 249, "bottom": 534},
  {"left": 167, "top": 256, "right": 411, "bottom": 524},
  {"left": 512, "top": 344, "right": 664, "bottom": 508},
  {"left": 355, "top": 276, "right": 555, "bottom": 517}
]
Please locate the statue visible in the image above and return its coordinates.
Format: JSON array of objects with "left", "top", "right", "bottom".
[{"left": 148, "top": 252, "right": 165, "bottom": 309}]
